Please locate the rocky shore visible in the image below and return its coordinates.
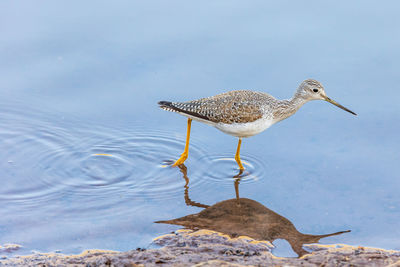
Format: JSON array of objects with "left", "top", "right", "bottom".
[{"left": 1, "top": 229, "right": 400, "bottom": 267}]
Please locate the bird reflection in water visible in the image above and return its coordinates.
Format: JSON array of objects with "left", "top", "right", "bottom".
[{"left": 156, "top": 165, "right": 350, "bottom": 257}]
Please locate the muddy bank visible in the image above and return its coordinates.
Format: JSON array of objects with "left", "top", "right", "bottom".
[{"left": 1, "top": 229, "right": 399, "bottom": 266}]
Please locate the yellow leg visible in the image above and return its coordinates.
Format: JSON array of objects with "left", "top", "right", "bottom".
[
  {"left": 235, "top": 138, "right": 245, "bottom": 171},
  {"left": 173, "top": 118, "right": 192, "bottom": 166}
]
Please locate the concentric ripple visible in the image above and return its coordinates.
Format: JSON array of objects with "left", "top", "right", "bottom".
[
  {"left": 194, "top": 153, "right": 268, "bottom": 185},
  {"left": 0, "top": 100, "right": 210, "bottom": 212},
  {"left": 80, "top": 153, "right": 132, "bottom": 186},
  {"left": 77, "top": 133, "right": 209, "bottom": 199},
  {"left": 0, "top": 122, "right": 75, "bottom": 205}
]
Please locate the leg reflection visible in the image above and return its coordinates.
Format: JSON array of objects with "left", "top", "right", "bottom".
[
  {"left": 233, "top": 169, "right": 244, "bottom": 201},
  {"left": 177, "top": 164, "right": 209, "bottom": 208}
]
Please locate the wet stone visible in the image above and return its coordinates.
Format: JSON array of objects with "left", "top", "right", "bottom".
[{"left": 1, "top": 230, "right": 400, "bottom": 266}]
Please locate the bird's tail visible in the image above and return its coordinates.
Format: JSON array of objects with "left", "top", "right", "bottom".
[
  {"left": 158, "top": 100, "right": 210, "bottom": 122},
  {"left": 158, "top": 101, "right": 177, "bottom": 112}
]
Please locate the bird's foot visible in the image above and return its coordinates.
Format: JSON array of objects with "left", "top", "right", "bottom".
[{"left": 172, "top": 152, "right": 188, "bottom": 167}]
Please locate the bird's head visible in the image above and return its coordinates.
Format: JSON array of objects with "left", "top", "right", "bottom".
[{"left": 296, "top": 79, "right": 357, "bottom": 115}]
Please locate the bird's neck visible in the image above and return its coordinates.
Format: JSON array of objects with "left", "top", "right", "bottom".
[{"left": 273, "top": 95, "right": 309, "bottom": 122}]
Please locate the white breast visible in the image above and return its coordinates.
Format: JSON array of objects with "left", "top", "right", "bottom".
[{"left": 214, "top": 117, "right": 275, "bottom": 138}]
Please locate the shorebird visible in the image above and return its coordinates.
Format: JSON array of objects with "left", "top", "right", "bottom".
[{"left": 158, "top": 79, "right": 356, "bottom": 170}]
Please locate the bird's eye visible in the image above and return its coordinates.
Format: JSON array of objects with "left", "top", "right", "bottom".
[{"left": 313, "top": 88, "right": 319, "bottom": 93}]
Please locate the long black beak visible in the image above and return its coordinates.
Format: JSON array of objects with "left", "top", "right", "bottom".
[{"left": 323, "top": 96, "right": 357, "bottom": 115}]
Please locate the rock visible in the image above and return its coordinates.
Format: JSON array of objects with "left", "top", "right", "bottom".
[{"left": 1, "top": 230, "right": 399, "bottom": 266}]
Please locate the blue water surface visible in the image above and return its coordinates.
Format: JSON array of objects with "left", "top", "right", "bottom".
[{"left": 0, "top": 0, "right": 399, "bottom": 257}]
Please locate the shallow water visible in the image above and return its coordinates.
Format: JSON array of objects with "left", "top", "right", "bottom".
[{"left": 1, "top": 0, "right": 400, "bottom": 258}]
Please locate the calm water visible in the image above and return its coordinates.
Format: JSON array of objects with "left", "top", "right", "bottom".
[{"left": 1, "top": 0, "right": 400, "bottom": 257}]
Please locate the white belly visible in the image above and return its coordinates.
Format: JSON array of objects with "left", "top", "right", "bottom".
[{"left": 214, "top": 117, "right": 274, "bottom": 138}]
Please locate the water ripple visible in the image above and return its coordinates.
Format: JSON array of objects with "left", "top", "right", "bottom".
[
  {"left": 0, "top": 101, "right": 210, "bottom": 212},
  {"left": 80, "top": 154, "right": 132, "bottom": 186},
  {"left": 194, "top": 153, "right": 268, "bottom": 185}
]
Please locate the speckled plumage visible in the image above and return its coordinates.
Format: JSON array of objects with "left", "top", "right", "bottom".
[{"left": 160, "top": 90, "right": 276, "bottom": 124}]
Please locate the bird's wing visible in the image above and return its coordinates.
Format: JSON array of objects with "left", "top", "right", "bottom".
[{"left": 159, "top": 91, "right": 272, "bottom": 124}]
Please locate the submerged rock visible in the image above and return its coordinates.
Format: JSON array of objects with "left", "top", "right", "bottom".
[{"left": 0, "top": 243, "right": 22, "bottom": 254}]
